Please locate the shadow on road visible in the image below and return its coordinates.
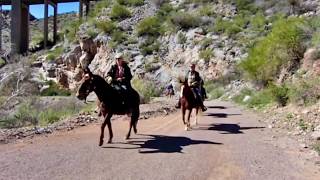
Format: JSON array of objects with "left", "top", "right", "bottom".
[
  {"left": 103, "top": 134, "right": 222, "bottom": 153},
  {"left": 204, "top": 113, "right": 242, "bottom": 118},
  {"left": 206, "top": 106, "right": 227, "bottom": 109},
  {"left": 194, "top": 123, "right": 265, "bottom": 134}
]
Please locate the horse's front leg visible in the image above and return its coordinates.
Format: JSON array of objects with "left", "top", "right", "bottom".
[
  {"left": 186, "top": 109, "right": 192, "bottom": 131},
  {"left": 126, "top": 110, "right": 139, "bottom": 140},
  {"left": 195, "top": 108, "right": 199, "bottom": 126},
  {"left": 99, "top": 113, "right": 113, "bottom": 146}
]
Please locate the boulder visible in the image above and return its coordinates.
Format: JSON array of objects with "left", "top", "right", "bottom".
[{"left": 57, "top": 69, "right": 69, "bottom": 88}]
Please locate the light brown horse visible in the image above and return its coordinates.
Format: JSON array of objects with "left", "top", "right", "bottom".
[
  {"left": 180, "top": 82, "right": 201, "bottom": 131},
  {"left": 76, "top": 70, "right": 140, "bottom": 146}
]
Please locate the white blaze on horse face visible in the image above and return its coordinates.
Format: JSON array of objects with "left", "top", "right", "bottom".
[{"left": 84, "top": 74, "right": 90, "bottom": 80}]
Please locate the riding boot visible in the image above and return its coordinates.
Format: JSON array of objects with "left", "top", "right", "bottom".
[
  {"left": 198, "top": 97, "right": 207, "bottom": 112},
  {"left": 175, "top": 98, "right": 181, "bottom": 109}
]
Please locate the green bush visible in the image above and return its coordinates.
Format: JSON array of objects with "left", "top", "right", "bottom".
[
  {"left": 208, "top": 87, "right": 224, "bottom": 99},
  {"left": 136, "top": 17, "right": 163, "bottom": 36},
  {"left": 269, "top": 84, "right": 289, "bottom": 106},
  {"left": 117, "top": 0, "right": 144, "bottom": 6},
  {"left": 41, "top": 81, "right": 71, "bottom": 96},
  {"left": 0, "top": 58, "right": 5, "bottom": 67},
  {"left": 95, "top": 20, "right": 117, "bottom": 34},
  {"left": 110, "top": 4, "right": 131, "bottom": 20},
  {"left": 0, "top": 103, "right": 38, "bottom": 128},
  {"left": 170, "top": 12, "right": 201, "bottom": 30},
  {"left": 199, "top": 49, "right": 214, "bottom": 62},
  {"left": 132, "top": 78, "right": 162, "bottom": 103},
  {"left": 232, "top": 88, "right": 274, "bottom": 109},
  {"left": 239, "top": 17, "right": 307, "bottom": 85}
]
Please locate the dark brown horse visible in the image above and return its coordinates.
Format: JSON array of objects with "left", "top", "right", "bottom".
[
  {"left": 76, "top": 71, "right": 140, "bottom": 146},
  {"left": 180, "top": 82, "right": 200, "bottom": 131}
]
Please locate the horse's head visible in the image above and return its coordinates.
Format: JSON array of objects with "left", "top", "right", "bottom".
[{"left": 76, "top": 72, "right": 95, "bottom": 101}]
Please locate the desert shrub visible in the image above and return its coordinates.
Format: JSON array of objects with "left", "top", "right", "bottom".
[
  {"left": 199, "top": 49, "right": 214, "bottom": 62},
  {"left": 250, "top": 11, "right": 267, "bottom": 30},
  {"left": 198, "top": 6, "right": 215, "bottom": 17},
  {"left": 110, "top": 4, "right": 131, "bottom": 20},
  {"left": 128, "top": 0, "right": 144, "bottom": 6},
  {"left": 136, "top": 16, "right": 163, "bottom": 36},
  {"left": 89, "top": 0, "right": 111, "bottom": 17},
  {"left": 200, "top": 38, "right": 212, "bottom": 50},
  {"left": 0, "top": 98, "right": 85, "bottom": 128},
  {"left": 312, "top": 142, "right": 320, "bottom": 156},
  {"left": 156, "top": 2, "right": 174, "bottom": 20},
  {"left": 41, "top": 81, "right": 71, "bottom": 96},
  {"left": 232, "top": 88, "right": 254, "bottom": 105},
  {"left": 111, "top": 31, "right": 127, "bottom": 44},
  {"left": 95, "top": 20, "right": 117, "bottom": 34},
  {"left": 87, "top": 28, "right": 99, "bottom": 38},
  {"left": 46, "top": 46, "right": 64, "bottom": 61},
  {"left": 287, "top": 78, "right": 320, "bottom": 106},
  {"left": 234, "top": 0, "right": 258, "bottom": 13},
  {"left": 170, "top": 12, "right": 201, "bottom": 30},
  {"left": 177, "top": 32, "right": 187, "bottom": 44},
  {"left": 139, "top": 37, "right": 161, "bottom": 55},
  {"left": 63, "top": 20, "right": 82, "bottom": 43},
  {"left": 239, "top": 17, "right": 307, "bottom": 85},
  {"left": 309, "top": 16, "right": 320, "bottom": 47},
  {"left": 132, "top": 78, "right": 162, "bottom": 103}
]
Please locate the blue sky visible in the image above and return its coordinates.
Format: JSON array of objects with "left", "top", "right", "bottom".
[{"left": 2, "top": 2, "right": 79, "bottom": 19}]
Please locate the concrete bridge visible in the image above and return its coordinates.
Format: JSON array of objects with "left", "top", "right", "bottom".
[{"left": 0, "top": 0, "right": 93, "bottom": 54}]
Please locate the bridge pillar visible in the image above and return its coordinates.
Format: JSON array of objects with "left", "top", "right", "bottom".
[
  {"left": 85, "top": 0, "right": 90, "bottom": 16},
  {"left": 79, "top": 0, "right": 83, "bottom": 19},
  {"left": 52, "top": 3, "right": 58, "bottom": 44},
  {"left": 11, "top": 0, "right": 29, "bottom": 54},
  {"left": 44, "top": 0, "right": 49, "bottom": 49},
  {"left": 0, "top": 5, "right": 2, "bottom": 52}
]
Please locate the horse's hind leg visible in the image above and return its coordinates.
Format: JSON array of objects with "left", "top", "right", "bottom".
[
  {"left": 133, "top": 108, "right": 139, "bottom": 134},
  {"left": 99, "top": 113, "right": 113, "bottom": 146}
]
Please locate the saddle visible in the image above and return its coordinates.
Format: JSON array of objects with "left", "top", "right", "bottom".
[{"left": 111, "top": 83, "right": 131, "bottom": 108}]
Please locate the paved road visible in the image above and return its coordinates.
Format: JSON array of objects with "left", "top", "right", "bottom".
[{"left": 0, "top": 101, "right": 319, "bottom": 180}]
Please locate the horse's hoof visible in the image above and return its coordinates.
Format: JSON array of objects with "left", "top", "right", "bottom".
[
  {"left": 99, "top": 140, "right": 103, "bottom": 146},
  {"left": 184, "top": 126, "right": 188, "bottom": 131},
  {"left": 107, "top": 139, "right": 112, "bottom": 144},
  {"left": 125, "top": 135, "right": 130, "bottom": 140},
  {"left": 133, "top": 128, "right": 138, "bottom": 134}
]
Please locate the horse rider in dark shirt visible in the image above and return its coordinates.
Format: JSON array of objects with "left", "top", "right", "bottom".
[
  {"left": 106, "top": 53, "right": 133, "bottom": 91},
  {"left": 175, "top": 63, "right": 207, "bottom": 112}
]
